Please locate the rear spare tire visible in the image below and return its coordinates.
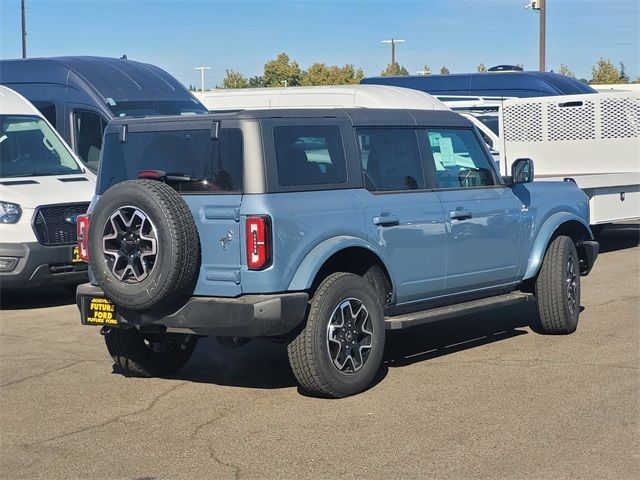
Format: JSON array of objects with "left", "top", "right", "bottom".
[{"left": 89, "top": 179, "right": 200, "bottom": 310}]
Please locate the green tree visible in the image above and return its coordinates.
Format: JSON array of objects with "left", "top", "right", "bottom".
[
  {"left": 222, "top": 69, "right": 249, "bottom": 89},
  {"left": 302, "top": 63, "right": 364, "bottom": 86},
  {"left": 477, "top": 63, "right": 487, "bottom": 73},
  {"left": 248, "top": 76, "right": 265, "bottom": 88},
  {"left": 440, "top": 66, "right": 450, "bottom": 75},
  {"left": 263, "top": 53, "right": 303, "bottom": 87},
  {"left": 590, "top": 58, "right": 621, "bottom": 84},
  {"left": 558, "top": 64, "right": 576, "bottom": 78},
  {"left": 619, "top": 62, "right": 630, "bottom": 84},
  {"left": 381, "top": 62, "right": 409, "bottom": 76}
]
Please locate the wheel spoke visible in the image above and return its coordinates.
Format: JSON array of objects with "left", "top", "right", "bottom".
[
  {"left": 326, "top": 297, "right": 374, "bottom": 374},
  {"left": 102, "top": 206, "right": 158, "bottom": 283}
]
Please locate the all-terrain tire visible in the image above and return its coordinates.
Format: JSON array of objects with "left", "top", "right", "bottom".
[
  {"left": 104, "top": 328, "right": 198, "bottom": 377},
  {"left": 89, "top": 179, "right": 200, "bottom": 310},
  {"left": 534, "top": 235, "right": 581, "bottom": 335},
  {"left": 287, "top": 272, "right": 385, "bottom": 398}
]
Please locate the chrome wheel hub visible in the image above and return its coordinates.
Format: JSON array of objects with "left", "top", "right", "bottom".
[
  {"left": 326, "top": 298, "right": 373, "bottom": 374},
  {"left": 566, "top": 254, "right": 578, "bottom": 315},
  {"left": 102, "top": 207, "right": 158, "bottom": 283}
]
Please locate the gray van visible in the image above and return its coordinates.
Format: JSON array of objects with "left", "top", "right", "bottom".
[{"left": 0, "top": 56, "right": 208, "bottom": 172}]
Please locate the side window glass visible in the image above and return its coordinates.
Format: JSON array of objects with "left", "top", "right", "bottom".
[
  {"left": 357, "top": 128, "right": 424, "bottom": 192},
  {"left": 32, "top": 102, "right": 57, "bottom": 128},
  {"left": 74, "top": 111, "right": 107, "bottom": 172},
  {"left": 425, "top": 129, "right": 496, "bottom": 188},
  {"left": 273, "top": 125, "right": 346, "bottom": 187}
]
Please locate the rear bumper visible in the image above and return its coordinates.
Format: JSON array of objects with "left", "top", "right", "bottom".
[
  {"left": 76, "top": 283, "right": 309, "bottom": 337},
  {"left": 0, "top": 242, "right": 87, "bottom": 289},
  {"left": 577, "top": 240, "right": 599, "bottom": 276}
]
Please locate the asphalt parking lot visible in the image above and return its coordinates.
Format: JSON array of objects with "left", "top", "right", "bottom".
[{"left": 1, "top": 224, "right": 638, "bottom": 480}]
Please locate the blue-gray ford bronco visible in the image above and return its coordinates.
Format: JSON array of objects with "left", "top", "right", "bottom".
[{"left": 76, "top": 108, "right": 599, "bottom": 398}]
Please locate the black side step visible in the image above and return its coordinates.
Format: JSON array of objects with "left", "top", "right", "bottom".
[{"left": 385, "top": 292, "right": 535, "bottom": 330}]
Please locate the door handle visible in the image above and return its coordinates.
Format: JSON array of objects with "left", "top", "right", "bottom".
[
  {"left": 449, "top": 210, "right": 472, "bottom": 220},
  {"left": 373, "top": 215, "right": 400, "bottom": 227}
]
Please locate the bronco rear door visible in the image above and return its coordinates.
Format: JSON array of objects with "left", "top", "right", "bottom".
[{"left": 98, "top": 118, "right": 244, "bottom": 296}]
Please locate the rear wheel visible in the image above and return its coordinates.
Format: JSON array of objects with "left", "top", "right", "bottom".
[
  {"left": 287, "top": 272, "right": 385, "bottom": 398},
  {"left": 104, "top": 328, "right": 198, "bottom": 377},
  {"left": 534, "top": 235, "right": 581, "bottom": 334}
]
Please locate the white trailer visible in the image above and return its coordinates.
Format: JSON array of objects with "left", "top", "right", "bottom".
[{"left": 454, "top": 92, "right": 640, "bottom": 225}]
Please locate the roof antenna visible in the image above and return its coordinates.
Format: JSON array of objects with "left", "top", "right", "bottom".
[{"left": 120, "top": 54, "right": 127, "bottom": 60}]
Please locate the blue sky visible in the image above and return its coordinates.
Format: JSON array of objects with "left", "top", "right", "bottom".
[{"left": 1, "top": 0, "right": 638, "bottom": 88}]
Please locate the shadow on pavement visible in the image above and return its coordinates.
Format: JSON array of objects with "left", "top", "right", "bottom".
[
  {"left": 384, "top": 302, "right": 535, "bottom": 368},
  {"left": 159, "top": 302, "right": 537, "bottom": 392},
  {"left": 0, "top": 285, "right": 77, "bottom": 310},
  {"left": 158, "top": 336, "right": 299, "bottom": 389},
  {"left": 596, "top": 223, "right": 639, "bottom": 253}
]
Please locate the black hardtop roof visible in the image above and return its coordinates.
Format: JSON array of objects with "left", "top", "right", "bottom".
[
  {"left": 0, "top": 56, "right": 202, "bottom": 105},
  {"left": 104, "top": 108, "right": 469, "bottom": 134}
]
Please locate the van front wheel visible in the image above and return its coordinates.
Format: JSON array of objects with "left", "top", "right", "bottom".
[{"left": 287, "top": 272, "right": 385, "bottom": 398}]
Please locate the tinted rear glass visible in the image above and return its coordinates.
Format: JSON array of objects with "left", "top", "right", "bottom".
[
  {"left": 98, "top": 128, "right": 242, "bottom": 194},
  {"left": 273, "top": 125, "right": 347, "bottom": 187}
]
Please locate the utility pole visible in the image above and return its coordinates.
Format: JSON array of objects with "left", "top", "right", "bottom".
[
  {"left": 21, "top": 0, "right": 27, "bottom": 58},
  {"left": 539, "top": 0, "right": 546, "bottom": 72},
  {"left": 194, "top": 66, "right": 211, "bottom": 92},
  {"left": 381, "top": 39, "right": 405, "bottom": 68},
  {"left": 526, "top": 0, "right": 546, "bottom": 71}
]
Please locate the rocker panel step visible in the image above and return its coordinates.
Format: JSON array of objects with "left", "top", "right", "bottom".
[{"left": 385, "top": 292, "right": 535, "bottom": 330}]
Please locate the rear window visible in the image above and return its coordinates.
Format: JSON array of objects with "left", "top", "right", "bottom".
[
  {"left": 98, "top": 128, "right": 243, "bottom": 194},
  {"left": 273, "top": 125, "right": 347, "bottom": 187}
]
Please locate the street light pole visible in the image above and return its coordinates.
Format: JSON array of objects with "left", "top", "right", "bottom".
[
  {"left": 194, "top": 66, "right": 211, "bottom": 92},
  {"left": 381, "top": 39, "right": 405, "bottom": 67},
  {"left": 539, "top": 0, "right": 546, "bottom": 72},
  {"left": 526, "top": 0, "right": 546, "bottom": 71},
  {"left": 21, "top": 0, "right": 27, "bottom": 59}
]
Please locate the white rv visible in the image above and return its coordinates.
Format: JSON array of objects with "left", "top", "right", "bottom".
[{"left": 194, "top": 84, "right": 448, "bottom": 111}]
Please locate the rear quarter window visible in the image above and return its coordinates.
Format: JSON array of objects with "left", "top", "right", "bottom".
[
  {"left": 98, "top": 128, "right": 243, "bottom": 194},
  {"left": 273, "top": 125, "right": 347, "bottom": 187}
]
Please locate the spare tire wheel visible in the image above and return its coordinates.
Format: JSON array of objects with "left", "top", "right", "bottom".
[{"left": 89, "top": 179, "right": 201, "bottom": 310}]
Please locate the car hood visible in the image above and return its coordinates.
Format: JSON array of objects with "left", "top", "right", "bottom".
[{"left": 0, "top": 174, "right": 96, "bottom": 208}]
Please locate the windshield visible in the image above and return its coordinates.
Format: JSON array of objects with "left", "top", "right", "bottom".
[
  {"left": 0, "top": 115, "right": 82, "bottom": 178},
  {"left": 109, "top": 100, "right": 208, "bottom": 118},
  {"left": 475, "top": 115, "right": 500, "bottom": 135}
]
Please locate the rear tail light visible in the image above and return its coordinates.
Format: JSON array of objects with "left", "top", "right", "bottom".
[
  {"left": 246, "top": 216, "right": 272, "bottom": 270},
  {"left": 76, "top": 214, "right": 91, "bottom": 262}
]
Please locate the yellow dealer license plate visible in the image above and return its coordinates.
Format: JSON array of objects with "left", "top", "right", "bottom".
[
  {"left": 71, "top": 246, "right": 82, "bottom": 263},
  {"left": 84, "top": 297, "right": 118, "bottom": 326}
]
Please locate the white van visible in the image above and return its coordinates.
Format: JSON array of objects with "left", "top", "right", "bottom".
[{"left": 0, "top": 86, "right": 95, "bottom": 289}]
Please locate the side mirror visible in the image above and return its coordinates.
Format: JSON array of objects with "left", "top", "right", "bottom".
[{"left": 510, "top": 158, "right": 534, "bottom": 184}]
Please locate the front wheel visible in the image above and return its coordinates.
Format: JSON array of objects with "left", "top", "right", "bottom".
[
  {"left": 534, "top": 235, "right": 581, "bottom": 335},
  {"left": 287, "top": 272, "right": 385, "bottom": 398},
  {"left": 104, "top": 328, "right": 198, "bottom": 377}
]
